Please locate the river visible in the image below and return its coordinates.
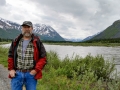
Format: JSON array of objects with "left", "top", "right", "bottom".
[{"left": 1, "top": 43, "right": 120, "bottom": 72}]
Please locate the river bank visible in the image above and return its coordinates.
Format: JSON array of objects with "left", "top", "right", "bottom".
[
  {"left": 1, "top": 41, "right": 120, "bottom": 47},
  {"left": 44, "top": 42, "right": 120, "bottom": 47},
  {"left": 0, "top": 42, "right": 10, "bottom": 45}
]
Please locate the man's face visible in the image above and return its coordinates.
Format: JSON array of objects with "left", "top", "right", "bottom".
[{"left": 22, "top": 25, "right": 33, "bottom": 37}]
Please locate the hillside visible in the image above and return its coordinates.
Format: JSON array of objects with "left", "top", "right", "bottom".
[
  {"left": 91, "top": 20, "right": 120, "bottom": 40},
  {"left": 0, "top": 28, "right": 21, "bottom": 39}
]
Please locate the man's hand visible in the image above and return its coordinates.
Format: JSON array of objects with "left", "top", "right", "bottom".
[
  {"left": 9, "top": 70, "right": 16, "bottom": 78},
  {"left": 30, "top": 70, "right": 37, "bottom": 75}
]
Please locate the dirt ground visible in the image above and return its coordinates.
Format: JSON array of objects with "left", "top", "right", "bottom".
[{"left": 0, "top": 64, "right": 11, "bottom": 90}]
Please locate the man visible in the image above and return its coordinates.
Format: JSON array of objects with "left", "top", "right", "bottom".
[{"left": 8, "top": 21, "right": 47, "bottom": 90}]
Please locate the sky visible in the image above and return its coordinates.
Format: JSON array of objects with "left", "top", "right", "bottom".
[{"left": 0, "top": 0, "right": 120, "bottom": 39}]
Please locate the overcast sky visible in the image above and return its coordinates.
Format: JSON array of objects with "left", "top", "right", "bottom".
[{"left": 0, "top": 0, "right": 120, "bottom": 39}]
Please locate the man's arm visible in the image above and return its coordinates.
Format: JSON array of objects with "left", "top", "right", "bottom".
[
  {"left": 8, "top": 41, "right": 16, "bottom": 78},
  {"left": 35, "top": 39, "right": 47, "bottom": 73},
  {"left": 8, "top": 41, "right": 14, "bottom": 70}
]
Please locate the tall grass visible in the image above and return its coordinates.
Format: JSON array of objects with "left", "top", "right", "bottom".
[
  {"left": 0, "top": 46, "right": 120, "bottom": 90},
  {"left": 0, "top": 46, "right": 8, "bottom": 67}
]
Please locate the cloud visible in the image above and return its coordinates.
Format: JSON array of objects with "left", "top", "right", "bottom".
[
  {"left": 1, "top": 0, "right": 120, "bottom": 39},
  {"left": 0, "top": 0, "right": 11, "bottom": 18},
  {"left": 0, "top": 0, "right": 6, "bottom": 6}
]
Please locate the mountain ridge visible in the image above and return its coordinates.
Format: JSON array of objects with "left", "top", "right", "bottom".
[
  {"left": 0, "top": 17, "right": 65, "bottom": 41},
  {"left": 90, "top": 20, "right": 120, "bottom": 40}
]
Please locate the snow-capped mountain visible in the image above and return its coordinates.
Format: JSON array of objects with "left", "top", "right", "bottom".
[
  {"left": 64, "top": 38, "right": 82, "bottom": 42},
  {"left": 0, "top": 17, "right": 65, "bottom": 41},
  {"left": 0, "top": 17, "right": 21, "bottom": 30},
  {"left": 33, "top": 24, "right": 64, "bottom": 41},
  {"left": 82, "top": 31, "right": 102, "bottom": 42}
]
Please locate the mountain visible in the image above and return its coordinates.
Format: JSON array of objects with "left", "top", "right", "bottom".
[
  {"left": 64, "top": 38, "right": 82, "bottom": 42},
  {"left": 0, "top": 17, "right": 65, "bottom": 41},
  {"left": 82, "top": 31, "right": 102, "bottom": 42},
  {"left": 91, "top": 20, "right": 120, "bottom": 40},
  {"left": 82, "top": 36, "right": 95, "bottom": 42},
  {"left": 33, "top": 24, "right": 65, "bottom": 41}
]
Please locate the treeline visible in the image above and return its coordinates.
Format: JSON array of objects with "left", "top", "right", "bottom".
[
  {"left": 0, "top": 38, "right": 12, "bottom": 42},
  {"left": 83, "top": 38, "right": 120, "bottom": 43},
  {"left": 42, "top": 38, "right": 120, "bottom": 43},
  {"left": 1, "top": 37, "right": 120, "bottom": 43}
]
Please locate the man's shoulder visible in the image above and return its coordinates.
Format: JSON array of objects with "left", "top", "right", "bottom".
[
  {"left": 33, "top": 34, "right": 39, "bottom": 38},
  {"left": 33, "top": 34, "right": 40, "bottom": 40},
  {"left": 13, "top": 34, "right": 22, "bottom": 42}
]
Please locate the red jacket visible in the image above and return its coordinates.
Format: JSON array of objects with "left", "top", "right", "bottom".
[{"left": 8, "top": 34, "right": 47, "bottom": 79}]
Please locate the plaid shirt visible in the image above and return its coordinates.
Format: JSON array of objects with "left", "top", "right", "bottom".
[{"left": 17, "top": 38, "right": 34, "bottom": 69}]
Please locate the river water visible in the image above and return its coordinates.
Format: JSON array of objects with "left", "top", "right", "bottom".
[{"left": 1, "top": 43, "right": 120, "bottom": 72}]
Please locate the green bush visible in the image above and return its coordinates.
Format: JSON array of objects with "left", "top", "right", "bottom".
[{"left": 40, "top": 51, "right": 119, "bottom": 90}]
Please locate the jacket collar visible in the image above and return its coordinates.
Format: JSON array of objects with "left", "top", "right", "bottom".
[{"left": 14, "top": 33, "right": 35, "bottom": 42}]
